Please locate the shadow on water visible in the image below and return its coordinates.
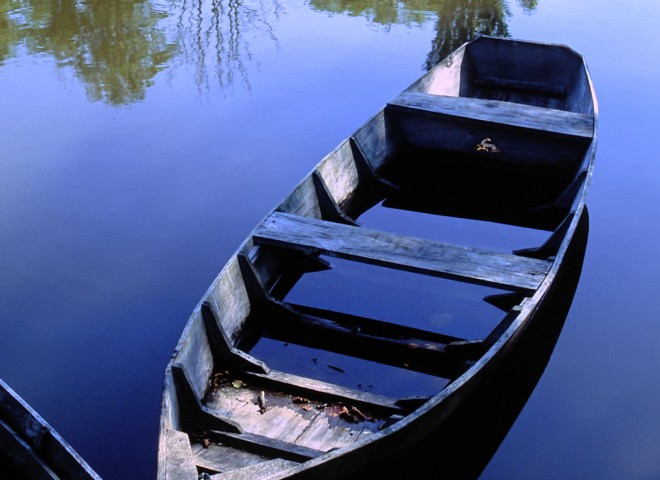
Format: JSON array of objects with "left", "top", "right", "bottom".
[
  {"left": 0, "top": 0, "right": 538, "bottom": 105},
  {"left": 367, "top": 207, "right": 590, "bottom": 479}
]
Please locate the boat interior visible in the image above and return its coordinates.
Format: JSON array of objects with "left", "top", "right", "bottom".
[{"left": 161, "top": 37, "right": 596, "bottom": 478}]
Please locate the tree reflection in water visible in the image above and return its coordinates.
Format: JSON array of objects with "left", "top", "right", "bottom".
[
  {"left": 307, "top": 0, "right": 537, "bottom": 70},
  {"left": 164, "top": 0, "right": 282, "bottom": 96},
  {"left": 0, "top": 0, "right": 281, "bottom": 105},
  {"left": 0, "top": 0, "right": 536, "bottom": 105},
  {"left": 0, "top": 1, "right": 177, "bottom": 104}
]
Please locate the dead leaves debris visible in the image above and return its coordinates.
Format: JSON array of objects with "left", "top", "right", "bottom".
[
  {"left": 291, "top": 396, "right": 375, "bottom": 423},
  {"left": 191, "top": 431, "right": 213, "bottom": 449},
  {"left": 210, "top": 371, "right": 377, "bottom": 422},
  {"left": 475, "top": 137, "right": 500, "bottom": 152}
]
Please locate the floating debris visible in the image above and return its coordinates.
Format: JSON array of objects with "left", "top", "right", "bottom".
[
  {"left": 328, "top": 364, "right": 345, "bottom": 373},
  {"left": 231, "top": 380, "right": 245, "bottom": 389}
]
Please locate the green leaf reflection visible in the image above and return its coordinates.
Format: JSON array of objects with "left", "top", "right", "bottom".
[
  {"left": 307, "top": 0, "right": 535, "bottom": 70},
  {"left": 0, "top": 0, "right": 537, "bottom": 105},
  {"left": 1, "top": 1, "right": 177, "bottom": 105}
]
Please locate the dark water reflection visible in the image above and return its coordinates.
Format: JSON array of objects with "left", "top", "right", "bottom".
[{"left": 2, "top": 0, "right": 658, "bottom": 479}]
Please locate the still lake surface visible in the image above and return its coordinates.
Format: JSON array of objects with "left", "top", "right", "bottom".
[{"left": 1, "top": 0, "right": 659, "bottom": 478}]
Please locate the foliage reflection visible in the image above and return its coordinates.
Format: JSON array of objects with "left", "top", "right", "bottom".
[
  {"left": 0, "top": 0, "right": 536, "bottom": 105},
  {"left": 307, "top": 0, "right": 537, "bottom": 69}
]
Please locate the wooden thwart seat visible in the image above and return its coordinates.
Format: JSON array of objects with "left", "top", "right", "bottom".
[
  {"left": 207, "top": 430, "right": 325, "bottom": 462},
  {"left": 241, "top": 369, "right": 410, "bottom": 415},
  {"left": 388, "top": 91, "right": 594, "bottom": 139},
  {"left": 253, "top": 212, "right": 551, "bottom": 292}
]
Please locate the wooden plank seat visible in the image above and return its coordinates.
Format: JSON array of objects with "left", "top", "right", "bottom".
[
  {"left": 207, "top": 430, "right": 325, "bottom": 462},
  {"left": 209, "top": 458, "right": 299, "bottom": 480},
  {"left": 253, "top": 212, "right": 552, "bottom": 292},
  {"left": 241, "top": 369, "right": 415, "bottom": 415},
  {"left": 388, "top": 91, "right": 594, "bottom": 139}
]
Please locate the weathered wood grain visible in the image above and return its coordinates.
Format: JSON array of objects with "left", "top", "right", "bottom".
[
  {"left": 242, "top": 369, "right": 406, "bottom": 414},
  {"left": 388, "top": 91, "right": 593, "bottom": 139},
  {"left": 161, "top": 428, "right": 198, "bottom": 480},
  {"left": 193, "top": 442, "right": 271, "bottom": 474},
  {"left": 0, "top": 379, "right": 102, "bottom": 480},
  {"left": 212, "top": 458, "right": 298, "bottom": 479},
  {"left": 159, "top": 36, "right": 597, "bottom": 480},
  {"left": 208, "top": 430, "right": 326, "bottom": 461},
  {"left": 253, "top": 212, "right": 551, "bottom": 292}
]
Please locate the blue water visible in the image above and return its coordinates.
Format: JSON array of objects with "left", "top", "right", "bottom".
[{"left": 1, "top": 0, "right": 659, "bottom": 478}]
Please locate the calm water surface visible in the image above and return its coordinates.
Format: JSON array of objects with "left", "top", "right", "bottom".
[{"left": 1, "top": 0, "right": 659, "bottom": 478}]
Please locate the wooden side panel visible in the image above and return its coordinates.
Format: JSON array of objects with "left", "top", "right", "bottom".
[
  {"left": 465, "top": 37, "right": 581, "bottom": 108},
  {"left": 161, "top": 428, "right": 198, "bottom": 480},
  {"left": 409, "top": 47, "right": 467, "bottom": 97},
  {"left": 173, "top": 309, "right": 215, "bottom": 402},
  {"left": 0, "top": 384, "right": 47, "bottom": 450},
  {"left": 351, "top": 110, "right": 390, "bottom": 171},
  {"left": 565, "top": 63, "right": 595, "bottom": 116},
  {"left": 0, "top": 419, "right": 54, "bottom": 480},
  {"left": 0, "top": 380, "right": 101, "bottom": 480},
  {"left": 158, "top": 373, "right": 181, "bottom": 479},
  {"left": 277, "top": 176, "right": 323, "bottom": 219},
  {"left": 316, "top": 140, "right": 361, "bottom": 207},
  {"left": 205, "top": 258, "right": 252, "bottom": 344}
]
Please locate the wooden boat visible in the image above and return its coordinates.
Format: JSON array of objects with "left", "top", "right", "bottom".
[
  {"left": 158, "top": 36, "right": 597, "bottom": 479},
  {"left": 0, "top": 378, "right": 101, "bottom": 479}
]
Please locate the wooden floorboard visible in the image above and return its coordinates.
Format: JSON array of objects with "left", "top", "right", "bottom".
[
  {"left": 388, "top": 91, "right": 594, "bottom": 139},
  {"left": 253, "top": 211, "right": 551, "bottom": 292}
]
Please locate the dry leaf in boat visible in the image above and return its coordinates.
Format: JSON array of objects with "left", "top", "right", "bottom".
[
  {"left": 475, "top": 137, "right": 500, "bottom": 152},
  {"left": 327, "top": 404, "right": 348, "bottom": 417},
  {"left": 292, "top": 396, "right": 310, "bottom": 404},
  {"left": 301, "top": 404, "right": 313, "bottom": 412},
  {"left": 350, "top": 406, "right": 368, "bottom": 422}
]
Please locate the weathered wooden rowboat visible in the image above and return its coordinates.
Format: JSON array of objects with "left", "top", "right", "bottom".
[
  {"left": 0, "top": 378, "right": 101, "bottom": 479},
  {"left": 158, "top": 36, "right": 597, "bottom": 479}
]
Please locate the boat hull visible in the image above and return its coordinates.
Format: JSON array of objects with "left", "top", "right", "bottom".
[{"left": 158, "top": 36, "right": 597, "bottom": 479}]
